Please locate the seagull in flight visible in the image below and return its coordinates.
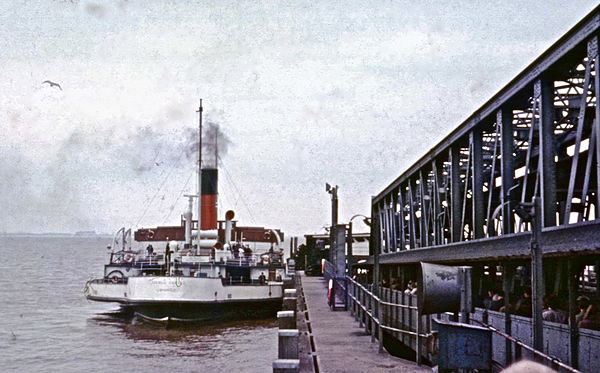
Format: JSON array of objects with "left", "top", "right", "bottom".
[{"left": 42, "top": 80, "right": 62, "bottom": 90}]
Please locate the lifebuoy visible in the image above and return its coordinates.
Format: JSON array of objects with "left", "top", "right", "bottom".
[
  {"left": 111, "top": 276, "right": 119, "bottom": 284},
  {"left": 124, "top": 253, "right": 134, "bottom": 263},
  {"left": 147, "top": 230, "right": 154, "bottom": 239}
]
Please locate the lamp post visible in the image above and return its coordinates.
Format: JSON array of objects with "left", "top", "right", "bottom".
[{"left": 325, "top": 183, "right": 338, "bottom": 264}]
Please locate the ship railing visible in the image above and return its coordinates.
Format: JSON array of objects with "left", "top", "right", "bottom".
[
  {"left": 91, "top": 277, "right": 128, "bottom": 285},
  {"left": 225, "top": 255, "right": 260, "bottom": 267},
  {"left": 110, "top": 251, "right": 163, "bottom": 266},
  {"left": 220, "top": 276, "right": 270, "bottom": 286}
]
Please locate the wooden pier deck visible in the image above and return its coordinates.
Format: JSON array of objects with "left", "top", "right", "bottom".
[{"left": 298, "top": 273, "right": 430, "bottom": 373}]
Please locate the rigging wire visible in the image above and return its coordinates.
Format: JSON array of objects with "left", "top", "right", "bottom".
[
  {"left": 134, "top": 148, "right": 187, "bottom": 227},
  {"left": 161, "top": 168, "right": 196, "bottom": 224},
  {"left": 218, "top": 154, "right": 257, "bottom": 224}
]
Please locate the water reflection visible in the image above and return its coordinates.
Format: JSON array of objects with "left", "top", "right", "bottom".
[{"left": 88, "top": 307, "right": 277, "bottom": 343}]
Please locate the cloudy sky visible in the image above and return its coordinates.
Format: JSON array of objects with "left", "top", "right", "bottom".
[{"left": 1, "top": 0, "right": 597, "bottom": 236}]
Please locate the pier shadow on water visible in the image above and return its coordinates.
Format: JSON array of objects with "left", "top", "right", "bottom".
[{"left": 88, "top": 307, "right": 278, "bottom": 342}]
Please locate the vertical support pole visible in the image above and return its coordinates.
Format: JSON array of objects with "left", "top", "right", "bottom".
[
  {"left": 370, "top": 291, "right": 375, "bottom": 341},
  {"left": 391, "top": 191, "right": 399, "bottom": 252},
  {"left": 592, "top": 36, "right": 600, "bottom": 217},
  {"left": 538, "top": 78, "right": 557, "bottom": 227},
  {"left": 486, "top": 124, "right": 500, "bottom": 237},
  {"left": 564, "top": 55, "right": 592, "bottom": 223},
  {"left": 408, "top": 181, "right": 417, "bottom": 248},
  {"left": 416, "top": 307, "right": 422, "bottom": 366},
  {"left": 419, "top": 170, "right": 430, "bottom": 247},
  {"left": 432, "top": 160, "right": 443, "bottom": 245},
  {"left": 471, "top": 129, "right": 485, "bottom": 239},
  {"left": 387, "top": 197, "right": 394, "bottom": 252},
  {"left": 371, "top": 197, "right": 380, "bottom": 294},
  {"left": 398, "top": 187, "right": 406, "bottom": 251},
  {"left": 458, "top": 266, "right": 473, "bottom": 324},
  {"left": 449, "top": 145, "right": 462, "bottom": 242},
  {"left": 378, "top": 296, "right": 384, "bottom": 353},
  {"left": 531, "top": 197, "right": 545, "bottom": 355},
  {"left": 568, "top": 259, "right": 579, "bottom": 369},
  {"left": 347, "top": 222, "right": 353, "bottom": 276},
  {"left": 596, "top": 259, "right": 600, "bottom": 299},
  {"left": 499, "top": 108, "right": 515, "bottom": 234},
  {"left": 196, "top": 100, "right": 203, "bottom": 243},
  {"left": 503, "top": 263, "right": 514, "bottom": 364}
]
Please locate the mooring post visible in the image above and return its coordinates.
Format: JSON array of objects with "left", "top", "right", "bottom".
[
  {"left": 283, "top": 297, "right": 297, "bottom": 312},
  {"left": 284, "top": 289, "right": 297, "bottom": 298},
  {"left": 277, "top": 310, "right": 296, "bottom": 330},
  {"left": 272, "top": 359, "right": 300, "bottom": 373},
  {"left": 278, "top": 329, "right": 299, "bottom": 359}
]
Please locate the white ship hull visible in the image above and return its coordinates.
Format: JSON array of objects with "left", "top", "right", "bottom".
[{"left": 84, "top": 276, "right": 284, "bottom": 319}]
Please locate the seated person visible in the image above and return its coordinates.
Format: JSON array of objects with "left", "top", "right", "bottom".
[
  {"left": 514, "top": 287, "right": 532, "bottom": 317},
  {"left": 490, "top": 290, "right": 505, "bottom": 311},
  {"left": 575, "top": 296, "right": 591, "bottom": 324},
  {"left": 578, "top": 303, "right": 600, "bottom": 330},
  {"left": 542, "top": 295, "right": 567, "bottom": 324}
]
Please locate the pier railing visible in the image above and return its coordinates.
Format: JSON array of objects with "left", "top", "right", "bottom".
[
  {"left": 345, "top": 276, "right": 427, "bottom": 365},
  {"left": 343, "top": 276, "right": 595, "bottom": 372}
]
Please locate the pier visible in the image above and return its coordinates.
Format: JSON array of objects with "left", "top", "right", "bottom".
[
  {"left": 298, "top": 273, "right": 428, "bottom": 373},
  {"left": 280, "top": 5, "right": 600, "bottom": 373}
]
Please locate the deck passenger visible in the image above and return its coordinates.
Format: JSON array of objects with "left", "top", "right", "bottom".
[
  {"left": 490, "top": 290, "right": 505, "bottom": 311},
  {"left": 258, "top": 272, "right": 266, "bottom": 285},
  {"left": 578, "top": 303, "right": 600, "bottom": 330},
  {"left": 542, "top": 296, "right": 567, "bottom": 324},
  {"left": 410, "top": 282, "right": 417, "bottom": 295},
  {"left": 575, "top": 296, "right": 591, "bottom": 324},
  {"left": 514, "top": 287, "right": 532, "bottom": 317},
  {"left": 390, "top": 277, "right": 401, "bottom": 290},
  {"left": 482, "top": 289, "right": 497, "bottom": 309},
  {"left": 404, "top": 281, "right": 414, "bottom": 294}
]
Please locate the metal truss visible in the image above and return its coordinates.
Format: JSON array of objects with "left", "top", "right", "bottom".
[{"left": 372, "top": 6, "right": 600, "bottom": 262}]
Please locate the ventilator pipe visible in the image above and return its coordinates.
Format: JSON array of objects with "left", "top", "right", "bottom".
[
  {"left": 270, "top": 229, "right": 282, "bottom": 249},
  {"left": 192, "top": 229, "right": 218, "bottom": 239},
  {"left": 197, "top": 239, "right": 218, "bottom": 248},
  {"left": 225, "top": 210, "right": 235, "bottom": 246},
  {"left": 184, "top": 196, "right": 194, "bottom": 248}
]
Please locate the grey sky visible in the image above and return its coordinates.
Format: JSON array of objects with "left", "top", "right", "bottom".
[{"left": 1, "top": 0, "right": 597, "bottom": 235}]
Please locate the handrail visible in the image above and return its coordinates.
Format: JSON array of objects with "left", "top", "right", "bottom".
[
  {"left": 346, "top": 291, "right": 427, "bottom": 337},
  {"left": 471, "top": 319, "right": 582, "bottom": 373},
  {"left": 347, "top": 276, "right": 418, "bottom": 310},
  {"left": 345, "top": 275, "right": 427, "bottom": 338}
]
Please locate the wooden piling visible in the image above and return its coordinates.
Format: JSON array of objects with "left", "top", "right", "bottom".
[
  {"left": 272, "top": 359, "right": 300, "bottom": 373},
  {"left": 277, "top": 310, "right": 296, "bottom": 329},
  {"left": 283, "top": 297, "right": 297, "bottom": 312},
  {"left": 284, "top": 289, "right": 297, "bottom": 298},
  {"left": 278, "top": 329, "right": 299, "bottom": 359}
]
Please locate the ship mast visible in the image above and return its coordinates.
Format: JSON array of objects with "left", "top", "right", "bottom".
[{"left": 196, "top": 99, "right": 203, "bottom": 247}]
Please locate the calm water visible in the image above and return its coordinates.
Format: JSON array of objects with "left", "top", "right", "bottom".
[{"left": 0, "top": 236, "right": 277, "bottom": 372}]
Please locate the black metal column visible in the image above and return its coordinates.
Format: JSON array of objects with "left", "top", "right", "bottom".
[
  {"left": 471, "top": 129, "right": 485, "bottom": 239},
  {"left": 449, "top": 145, "right": 462, "bottom": 242},
  {"left": 537, "top": 78, "right": 557, "bottom": 228},
  {"left": 499, "top": 108, "right": 515, "bottom": 234}
]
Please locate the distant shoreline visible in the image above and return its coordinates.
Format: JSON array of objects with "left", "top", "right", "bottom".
[{"left": 0, "top": 232, "right": 112, "bottom": 238}]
